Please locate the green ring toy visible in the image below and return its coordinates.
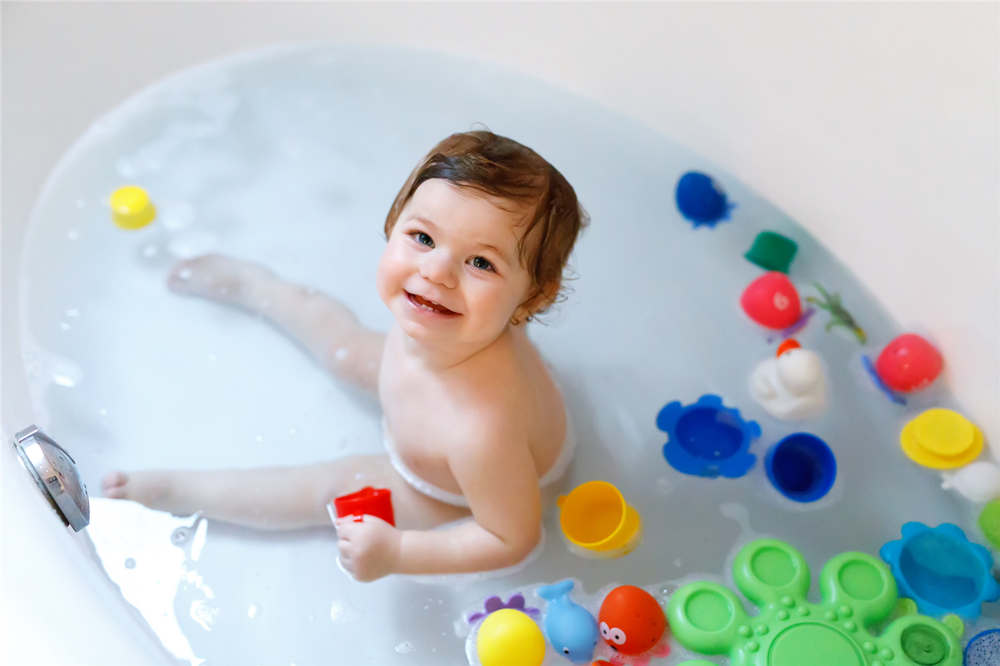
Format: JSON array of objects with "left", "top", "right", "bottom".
[{"left": 666, "top": 539, "right": 963, "bottom": 666}]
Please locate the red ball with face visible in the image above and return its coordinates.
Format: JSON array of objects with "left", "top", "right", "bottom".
[{"left": 597, "top": 585, "right": 667, "bottom": 655}]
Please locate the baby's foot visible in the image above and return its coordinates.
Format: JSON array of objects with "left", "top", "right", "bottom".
[
  {"left": 101, "top": 470, "right": 174, "bottom": 512},
  {"left": 167, "top": 254, "right": 273, "bottom": 308}
]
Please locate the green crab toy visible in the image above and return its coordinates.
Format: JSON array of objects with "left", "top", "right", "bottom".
[{"left": 667, "top": 539, "right": 963, "bottom": 666}]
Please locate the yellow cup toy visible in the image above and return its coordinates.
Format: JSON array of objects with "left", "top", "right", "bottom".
[
  {"left": 557, "top": 480, "right": 642, "bottom": 558},
  {"left": 110, "top": 185, "right": 156, "bottom": 230},
  {"left": 900, "top": 408, "right": 983, "bottom": 470}
]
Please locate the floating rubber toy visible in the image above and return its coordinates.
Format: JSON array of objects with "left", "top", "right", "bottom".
[
  {"left": 109, "top": 185, "right": 156, "bottom": 230},
  {"left": 598, "top": 585, "right": 667, "bottom": 656},
  {"left": 749, "top": 344, "right": 828, "bottom": 421},
  {"left": 964, "top": 628, "right": 1000, "bottom": 666},
  {"left": 806, "top": 282, "right": 867, "bottom": 344},
  {"left": 675, "top": 171, "right": 733, "bottom": 227},
  {"left": 667, "top": 538, "right": 964, "bottom": 666},
  {"left": 879, "top": 522, "right": 1000, "bottom": 620},
  {"left": 978, "top": 500, "right": 1000, "bottom": 549},
  {"left": 940, "top": 461, "right": 1000, "bottom": 504},
  {"left": 658, "top": 394, "right": 760, "bottom": 478},
  {"left": 333, "top": 486, "right": 394, "bottom": 525},
  {"left": 537, "top": 580, "right": 599, "bottom": 664},
  {"left": 874, "top": 334, "right": 943, "bottom": 393},
  {"left": 740, "top": 272, "right": 802, "bottom": 330},
  {"left": 764, "top": 433, "right": 837, "bottom": 503},
  {"left": 468, "top": 593, "right": 539, "bottom": 624},
  {"left": 476, "top": 608, "right": 545, "bottom": 666},
  {"left": 899, "top": 408, "right": 983, "bottom": 470},
  {"left": 557, "top": 481, "right": 642, "bottom": 559},
  {"left": 745, "top": 231, "right": 798, "bottom": 273},
  {"left": 776, "top": 339, "right": 801, "bottom": 356}
]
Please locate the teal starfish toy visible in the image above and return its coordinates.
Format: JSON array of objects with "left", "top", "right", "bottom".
[{"left": 667, "top": 539, "right": 963, "bottom": 666}]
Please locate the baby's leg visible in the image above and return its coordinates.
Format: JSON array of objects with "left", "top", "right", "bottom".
[
  {"left": 101, "top": 456, "right": 470, "bottom": 531},
  {"left": 168, "top": 254, "right": 384, "bottom": 394}
]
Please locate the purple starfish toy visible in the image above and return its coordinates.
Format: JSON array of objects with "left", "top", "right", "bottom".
[{"left": 467, "top": 593, "right": 540, "bottom": 623}]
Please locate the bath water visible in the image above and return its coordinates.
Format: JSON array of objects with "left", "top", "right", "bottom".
[{"left": 19, "top": 45, "right": 996, "bottom": 664}]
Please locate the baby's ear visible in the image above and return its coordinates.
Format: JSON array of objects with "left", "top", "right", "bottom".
[{"left": 517, "top": 280, "right": 560, "bottom": 322}]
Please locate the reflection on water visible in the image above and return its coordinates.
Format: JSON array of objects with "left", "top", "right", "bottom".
[{"left": 88, "top": 498, "right": 209, "bottom": 665}]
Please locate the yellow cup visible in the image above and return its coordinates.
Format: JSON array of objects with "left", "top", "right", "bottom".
[
  {"left": 557, "top": 481, "right": 642, "bottom": 558},
  {"left": 900, "top": 408, "right": 983, "bottom": 470}
]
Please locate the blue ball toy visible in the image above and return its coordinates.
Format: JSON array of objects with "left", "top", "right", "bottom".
[{"left": 675, "top": 171, "right": 733, "bottom": 227}]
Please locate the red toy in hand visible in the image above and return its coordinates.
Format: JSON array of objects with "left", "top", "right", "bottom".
[{"left": 334, "top": 487, "right": 395, "bottom": 526}]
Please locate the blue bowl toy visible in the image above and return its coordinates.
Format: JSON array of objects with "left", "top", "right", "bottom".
[
  {"left": 964, "top": 628, "right": 1000, "bottom": 666},
  {"left": 764, "top": 433, "right": 837, "bottom": 502},
  {"left": 880, "top": 522, "right": 1000, "bottom": 620},
  {"left": 658, "top": 394, "right": 760, "bottom": 478}
]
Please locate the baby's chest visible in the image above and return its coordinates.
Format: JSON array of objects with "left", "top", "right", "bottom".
[{"left": 379, "top": 370, "right": 457, "bottom": 462}]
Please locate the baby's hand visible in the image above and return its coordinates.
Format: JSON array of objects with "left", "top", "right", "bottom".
[{"left": 334, "top": 515, "right": 402, "bottom": 582}]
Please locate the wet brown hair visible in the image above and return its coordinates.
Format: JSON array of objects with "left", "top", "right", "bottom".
[{"left": 384, "top": 129, "right": 588, "bottom": 322}]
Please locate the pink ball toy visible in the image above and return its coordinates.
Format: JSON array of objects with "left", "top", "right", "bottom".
[
  {"left": 874, "top": 333, "right": 943, "bottom": 393},
  {"left": 740, "top": 272, "right": 802, "bottom": 330}
]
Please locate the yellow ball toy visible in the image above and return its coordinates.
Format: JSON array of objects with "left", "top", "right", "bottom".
[
  {"left": 109, "top": 185, "right": 156, "bottom": 230},
  {"left": 476, "top": 608, "right": 545, "bottom": 666}
]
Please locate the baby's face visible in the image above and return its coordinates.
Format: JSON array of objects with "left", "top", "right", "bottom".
[{"left": 376, "top": 179, "right": 535, "bottom": 348}]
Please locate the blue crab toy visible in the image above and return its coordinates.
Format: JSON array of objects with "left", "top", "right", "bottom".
[
  {"left": 880, "top": 522, "right": 1000, "bottom": 620},
  {"left": 658, "top": 394, "right": 761, "bottom": 478}
]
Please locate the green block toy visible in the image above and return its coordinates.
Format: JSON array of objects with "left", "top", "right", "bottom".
[
  {"left": 667, "top": 539, "right": 963, "bottom": 666},
  {"left": 744, "top": 231, "right": 798, "bottom": 273}
]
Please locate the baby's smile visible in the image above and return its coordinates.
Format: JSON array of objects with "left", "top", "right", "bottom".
[{"left": 405, "top": 290, "right": 460, "bottom": 316}]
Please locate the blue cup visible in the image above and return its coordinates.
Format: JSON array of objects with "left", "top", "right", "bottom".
[{"left": 765, "top": 433, "right": 837, "bottom": 502}]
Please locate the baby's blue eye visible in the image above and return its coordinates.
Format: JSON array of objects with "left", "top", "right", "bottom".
[
  {"left": 471, "top": 256, "right": 495, "bottom": 272},
  {"left": 414, "top": 232, "right": 434, "bottom": 247}
]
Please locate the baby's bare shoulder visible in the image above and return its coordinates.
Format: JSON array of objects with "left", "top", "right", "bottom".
[{"left": 442, "top": 407, "right": 536, "bottom": 494}]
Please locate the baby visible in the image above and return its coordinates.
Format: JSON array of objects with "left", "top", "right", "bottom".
[{"left": 102, "top": 130, "right": 588, "bottom": 581}]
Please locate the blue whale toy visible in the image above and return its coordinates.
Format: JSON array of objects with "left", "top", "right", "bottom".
[{"left": 537, "top": 579, "right": 599, "bottom": 663}]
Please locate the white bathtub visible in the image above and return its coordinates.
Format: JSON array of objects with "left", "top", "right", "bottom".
[{"left": 3, "top": 5, "right": 996, "bottom": 665}]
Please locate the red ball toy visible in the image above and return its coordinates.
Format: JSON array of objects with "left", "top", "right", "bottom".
[
  {"left": 740, "top": 272, "right": 802, "bottom": 330},
  {"left": 598, "top": 585, "right": 666, "bottom": 655},
  {"left": 874, "top": 333, "right": 943, "bottom": 393}
]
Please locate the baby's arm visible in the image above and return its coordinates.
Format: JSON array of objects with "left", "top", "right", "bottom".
[
  {"left": 360, "top": 420, "right": 541, "bottom": 578},
  {"left": 168, "top": 254, "right": 384, "bottom": 393}
]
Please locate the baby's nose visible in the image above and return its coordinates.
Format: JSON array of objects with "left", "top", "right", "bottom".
[{"left": 420, "top": 252, "right": 457, "bottom": 288}]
